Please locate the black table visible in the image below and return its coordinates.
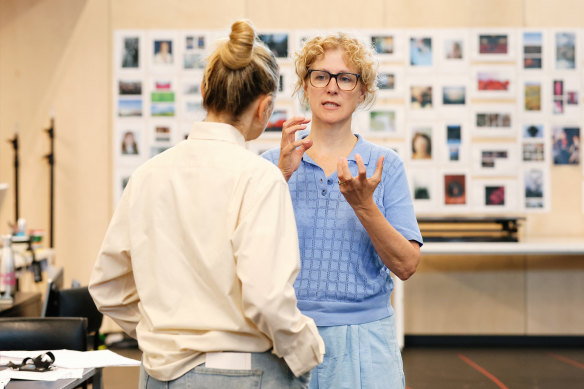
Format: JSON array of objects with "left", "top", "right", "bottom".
[{"left": 0, "top": 292, "right": 42, "bottom": 317}]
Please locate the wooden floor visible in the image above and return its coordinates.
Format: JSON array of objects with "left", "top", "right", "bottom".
[{"left": 102, "top": 346, "right": 584, "bottom": 388}]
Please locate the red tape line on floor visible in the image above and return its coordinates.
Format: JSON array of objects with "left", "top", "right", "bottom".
[
  {"left": 458, "top": 353, "right": 510, "bottom": 389},
  {"left": 549, "top": 353, "right": 584, "bottom": 370}
]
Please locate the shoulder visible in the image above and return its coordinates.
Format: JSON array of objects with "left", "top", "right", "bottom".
[
  {"left": 260, "top": 145, "right": 281, "bottom": 165},
  {"left": 359, "top": 136, "right": 403, "bottom": 171}
]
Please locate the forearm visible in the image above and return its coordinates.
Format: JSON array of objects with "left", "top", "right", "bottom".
[{"left": 353, "top": 200, "right": 420, "bottom": 280}]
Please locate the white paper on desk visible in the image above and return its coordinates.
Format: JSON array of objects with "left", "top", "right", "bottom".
[
  {"left": 0, "top": 376, "right": 10, "bottom": 389},
  {"left": 0, "top": 367, "right": 83, "bottom": 381},
  {"left": 0, "top": 349, "right": 140, "bottom": 369},
  {"left": 51, "top": 349, "right": 141, "bottom": 368}
]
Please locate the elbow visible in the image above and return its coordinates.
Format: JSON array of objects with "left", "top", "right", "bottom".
[{"left": 395, "top": 252, "right": 420, "bottom": 281}]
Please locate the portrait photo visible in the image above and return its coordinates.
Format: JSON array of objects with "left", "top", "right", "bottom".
[
  {"left": 552, "top": 126, "right": 580, "bottom": 165},
  {"left": 409, "top": 125, "right": 433, "bottom": 161},
  {"left": 153, "top": 40, "right": 174, "bottom": 65},
  {"left": 443, "top": 173, "right": 467, "bottom": 206}
]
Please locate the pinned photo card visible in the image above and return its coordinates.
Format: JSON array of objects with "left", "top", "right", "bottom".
[
  {"left": 258, "top": 31, "right": 290, "bottom": 60},
  {"left": 549, "top": 29, "right": 580, "bottom": 71},
  {"left": 407, "top": 31, "right": 437, "bottom": 72},
  {"left": 437, "top": 29, "right": 470, "bottom": 73},
  {"left": 518, "top": 74, "right": 549, "bottom": 115},
  {"left": 180, "top": 31, "right": 210, "bottom": 71},
  {"left": 439, "top": 120, "right": 470, "bottom": 166},
  {"left": 114, "top": 166, "right": 136, "bottom": 206},
  {"left": 471, "top": 65, "right": 516, "bottom": 100},
  {"left": 521, "top": 30, "right": 547, "bottom": 71},
  {"left": 550, "top": 74, "right": 581, "bottom": 117},
  {"left": 369, "top": 30, "right": 405, "bottom": 62},
  {"left": 437, "top": 75, "right": 469, "bottom": 113},
  {"left": 471, "top": 28, "right": 517, "bottom": 62},
  {"left": 552, "top": 125, "right": 580, "bottom": 165},
  {"left": 181, "top": 73, "right": 203, "bottom": 98},
  {"left": 150, "top": 78, "right": 177, "bottom": 118},
  {"left": 148, "top": 31, "right": 179, "bottom": 74},
  {"left": 118, "top": 79, "right": 143, "bottom": 97},
  {"left": 115, "top": 121, "right": 147, "bottom": 167},
  {"left": 521, "top": 123, "right": 549, "bottom": 164},
  {"left": 277, "top": 66, "right": 295, "bottom": 100},
  {"left": 471, "top": 104, "right": 517, "bottom": 138},
  {"left": 441, "top": 171, "right": 470, "bottom": 211},
  {"left": 471, "top": 142, "right": 520, "bottom": 176},
  {"left": 261, "top": 105, "right": 291, "bottom": 139},
  {"left": 292, "top": 29, "right": 329, "bottom": 55},
  {"left": 407, "top": 77, "right": 439, "bottom": 116},
  {"left": 115, "top": 30, "right": 146, "bottom": 73},
  {"left": 377, "top": 65, "right": 405, "bottom": 99},
  {"left": 520, "top": 165, "right": 551, "bottom": 212},
  {"left": 360, "top": 105, "right": 404, "bottom": 138},
  {"left": 375, "top": 141, "right": 406, "bottom": 159},
  {"left": 146, "top": 119, "right": 177, "bottom": 146},
  {"left": 117, "top": 97, "right": 143, "bottom": 118},
  {"left": 471, "top": 178, "right": 518, "bottom": 213},
  {"left": 408, "top": 168, "right": 439, "bottom": 214},
  {"left": 408, "top": 122, "right": 438, "bottom": 164}
]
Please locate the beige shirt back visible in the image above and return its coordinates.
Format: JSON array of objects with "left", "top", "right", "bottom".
[{"left": 89, "top": 122, "right": 324, "bottom": 381}]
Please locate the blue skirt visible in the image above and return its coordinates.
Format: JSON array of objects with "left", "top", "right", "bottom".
[{"left": 309, "top": 315, "right": 405, "bottom": 389}]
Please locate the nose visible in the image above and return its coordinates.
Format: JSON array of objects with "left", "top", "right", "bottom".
[{"left": 325, "top": 75, "right": 340, "bottom": 93}]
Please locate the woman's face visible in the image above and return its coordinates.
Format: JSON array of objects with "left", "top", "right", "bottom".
[
  {"left": 413, "top": 134, "right": 429, "bottom": 156},
  {"left": 304, "top": 49, "right": 365, "bottom": 126}
]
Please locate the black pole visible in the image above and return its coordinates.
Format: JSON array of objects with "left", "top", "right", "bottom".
[
  {"left": 45, "top": 117, "right": 54, "bottom": 248},
  {"left": 7, "top": 127, "right": 19, "bottom": 225}
]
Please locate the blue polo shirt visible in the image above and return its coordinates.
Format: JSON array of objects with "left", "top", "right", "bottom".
[{"left": 262, "top": 133, "right": 423, "bottom": 326}]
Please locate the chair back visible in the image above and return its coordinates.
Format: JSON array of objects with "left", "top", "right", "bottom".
[{"left": 0, "top": 317, "right": 87, "bottom": 351}]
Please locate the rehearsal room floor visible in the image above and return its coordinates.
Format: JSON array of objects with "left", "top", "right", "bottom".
[{"left": 102, "top": 345, "right": 584, "bottom": 388}]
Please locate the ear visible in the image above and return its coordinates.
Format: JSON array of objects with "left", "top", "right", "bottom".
[
  {"left": 257, "top": 94, "right": 274, "bottom": 123},
  {"left": 200, "top": 82, "right": 206, "bottom": 99}
]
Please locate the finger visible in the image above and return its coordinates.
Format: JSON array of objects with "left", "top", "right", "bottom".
[
  {"left": 285, "top": 138, "right": 312, "bottom": 155},
  {"left": 371, "top": 156, "right": 384, "bottom": 184},
  {"left": 283, "top": 116, "right": 311, "bottom": 127},
  {"left": 355, "top": 154, "right": 367, "bottom": 182},
  {"left": 336, "top": 158, "right": 346, "bottom": 182},
  {"left": 341, "top": 158, "right": 352, "bottom": 181}
]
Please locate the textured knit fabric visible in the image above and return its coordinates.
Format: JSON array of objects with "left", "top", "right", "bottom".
[
  {"left": 262, "top": 133, "right": 423, "bottom": 326},
  {"left": 90, "top": 122, "right": 324, "bottom": 381}
]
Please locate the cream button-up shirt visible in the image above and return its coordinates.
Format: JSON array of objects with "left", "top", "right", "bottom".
[{"left": 89, "top": 121, "right": 324, "bottom": 381}]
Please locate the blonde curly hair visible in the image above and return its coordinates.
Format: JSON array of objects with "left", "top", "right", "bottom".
[{"left": 294, "top": 33, "right": 378, "bottom": 108}]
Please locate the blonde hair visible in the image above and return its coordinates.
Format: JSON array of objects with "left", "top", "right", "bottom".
[
  {"left": 202, "top": 20, "right": 279, "bottom": 119},
  {"left": 294, "top": 33, "right": 378, "bottom": 108}
]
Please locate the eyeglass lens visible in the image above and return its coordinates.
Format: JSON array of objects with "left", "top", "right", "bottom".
[{"left": 309, "top": 70, "right": 359, "bottom": 91}]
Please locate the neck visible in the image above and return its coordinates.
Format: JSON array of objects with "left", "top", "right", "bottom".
[{"left": 308, "top": 116, "right": 355, "bottom": 153}]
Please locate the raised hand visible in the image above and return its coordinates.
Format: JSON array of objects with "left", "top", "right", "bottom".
[
  {"left": 278, "top": 116, "right": 313, "bottom": 181},
  {"left": 337, "top": 153, "right": 384, "bottom": 210}
]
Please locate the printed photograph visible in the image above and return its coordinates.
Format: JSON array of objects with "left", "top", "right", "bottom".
[
  {"left": 121, "top": 130, "right": 139, "bottom": 155},
  {"left": 155, "top": 125, "right": 171, "bottom": 142},
  {"left": 477, "top": 71, "right": 511, "bottom": 92},
  {"left": 377, "top": 72, "right": 396, "bottom": 91},
  {"left": 372, "top": 35, "right": 394, "bottom": 54},
  {"left": 118, "top": 80, "right": 142, "bottom": 95},
  {"left": 523, "top": 31, "right": 543, "bottom": 69},
  {"left": 524, "top": 81, "right": 542, "bottom": 111},
  {"left": 442, "top": 86, "right": 466, "bottom": 105},
  {"left": 118, "top": 99, "right": 142, "bottom": 117},
  {"left": 370, "top": 110, "right": 397, "bottom": 134},
  {"left": 410, "top": 37, "right": 433, "bottom": 66},
  {"left": 479, "top": 34, "right": 508, "bottom": 54},
  {"left": 411, "top": 126, "right": 433, "bottom": 160},
  {"left": 485, "top": 185, "right": 506, "bottom": 206},
  {"left": 524, "top": 168, "right": 545, "bottom": 209},
  {"left": 552, "top": 126, "right": 580, "bottom": 165},
  {"left": 122, "top": 37, "right": 139, "bottom": 68},
  {"left": 445, "top": 39, "right": 463, "bottom": 59},
  {"left": 266, "top": 109, "right": 288, "bottom": 132},
  {"left": 410, "top": 85, "right": 433, "bottom": 109},
  {"left": 476, "top": 112, "right": 511, "bottom": 128},
  {"left": 151, "top": 90, "right": 175, "bottom": 117},
  {"left": 153, "top": 40, "right": 174, "bottom": 65},
  {"left": 444, "top": 174, "right": 466, "bottom": 205},
  {"left": 555, "top": 32, "right": 576, "bottom": 69},
  {"left": 523, "top": 143, "right": 545, "bottom": 162},
  {"left": 447, "top": 125, "right": 462, "bottom": 161},
  {"left": 523, "top": 124, "right": 544, "bottom": 139},
  {"left": 258, "top": 33, "right": 288, "bottom": 58}
]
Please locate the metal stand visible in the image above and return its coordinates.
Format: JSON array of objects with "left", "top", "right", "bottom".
[
  {"left": 45, "top": 117, "right": 55, "bottom": 248},
  {"left": 7, "top": 129, "right": 19, "bottom": 226}
]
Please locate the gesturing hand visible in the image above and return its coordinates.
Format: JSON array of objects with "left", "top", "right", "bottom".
[
  {"left": 278, "top": 116, "right": 313, "bottom": 182},
  {"left": 337, "top": 153, "right": 384, "bottom": 210}
]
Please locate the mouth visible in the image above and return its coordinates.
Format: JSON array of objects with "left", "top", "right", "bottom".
[{"left": 322, "top": 101, "right": 340, "bottom": 108}]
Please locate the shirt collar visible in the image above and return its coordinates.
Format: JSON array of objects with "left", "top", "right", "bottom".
[
  {"left": 300, "top": 132, "right": 372, "bottom": 165},
  {"left": 188, "top": 121, "right": 246, "bottom": 147}
]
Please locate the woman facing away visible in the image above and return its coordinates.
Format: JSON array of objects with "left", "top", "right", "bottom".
[
  {"left": 89, "top": 20, "right": 324, "bottom": 389},
  {"left": 262, "top": 33, "right": 423, "bottom": 389}
]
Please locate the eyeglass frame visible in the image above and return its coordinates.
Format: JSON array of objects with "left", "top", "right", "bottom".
[{"left": 307, "top": 69, "right": 362, "bottom": 91}]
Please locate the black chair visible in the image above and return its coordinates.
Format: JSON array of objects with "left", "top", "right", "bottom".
[
  {"left": 44, "top": 286, "right": 104, "bottom": 350},
  {"left": 0, "top": 317, "right": 87, "bottom": 351}
]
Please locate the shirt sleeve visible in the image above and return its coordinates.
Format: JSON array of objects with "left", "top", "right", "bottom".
[
  {"left": 89, "top": 179, "right": 141, "bottom": 338},
  {"left": 231, "top": 169, "right": 324, "bottom": 377},
  {"left": 382, "top": 156, "right": 423, "bottom": 246}
]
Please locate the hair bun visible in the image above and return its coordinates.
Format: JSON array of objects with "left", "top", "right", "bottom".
[{"left": 220, "top": 20, "right": 256, "bottom": 70}]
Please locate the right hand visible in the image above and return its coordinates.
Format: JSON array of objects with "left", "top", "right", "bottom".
[{"left": 278, "top": 116, "right": 313, "bottom": 181}]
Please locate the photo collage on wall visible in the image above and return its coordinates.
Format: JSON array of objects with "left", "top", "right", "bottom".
[{"left": 113, "top": 28, "right": 584, "bottom": 214}]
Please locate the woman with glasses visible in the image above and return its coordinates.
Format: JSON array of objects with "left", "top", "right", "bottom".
[
  {"left": 90, "top": 20, "right": 324, "bottom": 389},
  {"left": 263, "top": 34, "right": 422, "bottom": 389}
]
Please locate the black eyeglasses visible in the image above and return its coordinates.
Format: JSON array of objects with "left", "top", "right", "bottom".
[
  {"left": 0, "top": 352, "right": 55, "bottom": 372},
  {"left": 307, "top": 69, "right": 361, "bottom": 91}
]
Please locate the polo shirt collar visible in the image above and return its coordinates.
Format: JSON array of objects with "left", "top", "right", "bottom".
[{"left": 188, "top": 121, "right": 246, "bottom": 147}]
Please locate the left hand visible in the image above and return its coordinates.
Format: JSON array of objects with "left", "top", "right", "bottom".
[{"left": 337, "top": 154, "right": 384, "bottom": 210}]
